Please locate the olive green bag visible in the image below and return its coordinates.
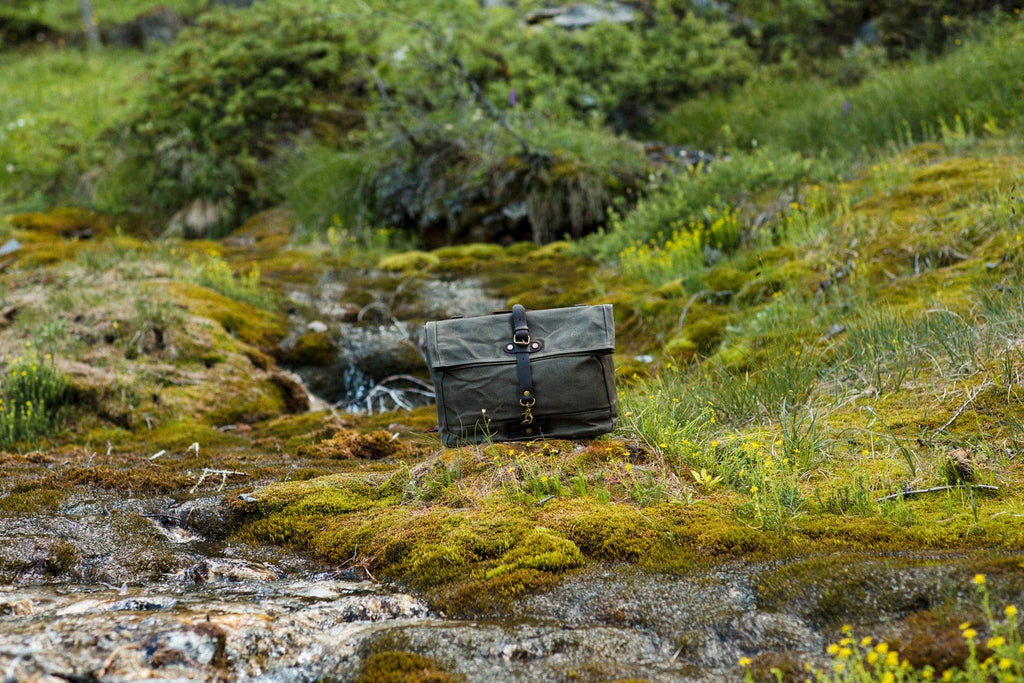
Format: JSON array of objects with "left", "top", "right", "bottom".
[{"left": 423, "top": 304, "right": 618, "bottom": 445}]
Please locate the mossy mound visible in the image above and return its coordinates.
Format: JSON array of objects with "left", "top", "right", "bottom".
[{"left": 356, "top": 651, "right": 461, "bottom": 683}]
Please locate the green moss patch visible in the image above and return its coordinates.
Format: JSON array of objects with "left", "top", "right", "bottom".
[{"left": 356, "top": 651, "right": 461, "bottom": 683}]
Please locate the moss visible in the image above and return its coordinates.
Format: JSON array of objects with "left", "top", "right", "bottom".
[
  {"left": 547, "top": 500, "right": 664, "bottom": 561},
  {"left": 679, "top": 306, "right": 728, "bottom": 354},
  {"left": 484, "top": 526, "right": 584, "bottom": 578},
  {"left": 433, "top": 243, "right": 506, "bottom": 261},
  {"left": 296, "top": 429, "right": 411, "bottom": 460},
  {"left": 707, "top": 265, "right": 751, "bottom": 292},
  {"left": 0, "top": 488, "right": 64, "bottom": 512},
  {"left": 43, "top": 539, "right": 80, "bottom": 577},
  {"left": 378, "top": 251, "right": 441, "bottom": 273},
  {"left": 889, "top": 609, "right": 974, "bottom": 672},
  {"left": 430, "top": 567, "right": 562, "bottom": 616},
  {"left": 9, "top": 208, "right": 113, "bottom": 239},
  {"left": 356, "top": 651, "right": 461, "bottom": 683},
  {"left": 224, "top": 207, "right": 294, "bottom": 253},
  {"left": 136, "top": 419, "right": 250, "bottom": 451},
  {"left": 281, "top": 331, "right": 337, "bottom": 366},
  {"left": 38, "top": 465, "right": 192, "bottom": 495},
  {"left": 164, "top": 280, "right": 286, "bottom": 349},
  {"left": 251, "top": 411, "right": 338, "bottom": 442}
]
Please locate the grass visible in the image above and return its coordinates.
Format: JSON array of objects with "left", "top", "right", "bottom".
[
  {"left": 1, "top": 0, "right": 209, "bottom": 34},
  {"left": 655, "top": 15, "right": 1024, "bottom": 156},
  {"left": 0, "top": 48, "right": 148, "bottom": 212}
]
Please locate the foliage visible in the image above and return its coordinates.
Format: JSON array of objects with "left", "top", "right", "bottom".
[
  {"left": 755, "top": 575, "right": 1023, "bottom": 682},
  {"left": 0, "top": 0, "right": 207, "bottom": 35},
  {"left": 655, "top": 16, "right": 1024, "bottom": 155},
  {"left": 188, "top": 248, "right": 275, "bottom": 310},
  {"left": 113, "top": 3, "right": 369, "bottom": 230},
  {"left": 585, "top": 145, "right": 838, "bottom": 263},
  {"left": 0, "top": 344, "right": 69, "bottom": 448},
  {"left": 501, "top": 4, "right": 757, "bottom": 132}
]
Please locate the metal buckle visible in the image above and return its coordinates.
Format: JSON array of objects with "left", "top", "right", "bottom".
[
  {"left": 520, "top": 395, "right": 536, "bottom": 424},
  {"left": 514, "top": 332, "right": 531, "bottom": 346}
]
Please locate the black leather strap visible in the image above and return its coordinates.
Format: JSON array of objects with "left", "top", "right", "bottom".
[{"left": 511, "top": 304, "right": 535, "bottom": 421}]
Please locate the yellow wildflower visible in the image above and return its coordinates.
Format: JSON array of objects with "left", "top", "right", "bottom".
[
  {"left": 988, "top": 636, "right": 1006, "bottom": 649},
  {"left": 963, "top": 628, "right": 977, "bottom": 640},
  {"left": 973, "top": 573, "right": 986, "bottom": 586},
  {"left": 1006, "top": 605, "right": 1018, "bottom": 618},
  {"left": 738, "top": 657, "right": 751, "bottom": 667}
]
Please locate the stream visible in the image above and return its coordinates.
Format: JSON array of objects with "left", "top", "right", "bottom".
[{"left": 2, "top": 491, "right": 1019, "bottom": 681}]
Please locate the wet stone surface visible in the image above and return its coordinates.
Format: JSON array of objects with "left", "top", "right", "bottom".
[
  {"left": 279, "top": 271, "right": 505, "bottom": 409},
  {"left": 2, "top": 490, "right": 1021, "bottom": 682}
]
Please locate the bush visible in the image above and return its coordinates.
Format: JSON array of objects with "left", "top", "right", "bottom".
[
  {"left": 502, "top": 2, "right": 756, "bottom": 133},
  {"left": 114, "top": 3, "right": 370, "bottom": 232}
]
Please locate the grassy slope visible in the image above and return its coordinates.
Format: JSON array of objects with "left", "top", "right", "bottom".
[{"left": 2, "top": 10, "right": 1024, "bottom": 682}]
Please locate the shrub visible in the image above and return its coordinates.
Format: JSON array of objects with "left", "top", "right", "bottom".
[{"left": 114, "top": 3, "right": 370, "bottom": 232}]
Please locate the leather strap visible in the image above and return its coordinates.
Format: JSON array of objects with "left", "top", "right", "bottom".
[{"left": 511, "top": 304, "right": 536, "bottom": 423}]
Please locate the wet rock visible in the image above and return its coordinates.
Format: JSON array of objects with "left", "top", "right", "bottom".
[
  {"left": 179, "top": 557, "right": 282, "bottom": 584},
  {"left": 0, "top": 238, "right": 21, "bottom": 256},
  {"left": 146, "top": 621, "right": 227, "bottom": 668},
  {"left": 165, "top": 198, "right": 228, "bottom": 239},
  {"left": 170, "top": 496, "right": 230, "bottom": 540},
  {"left": 280, "top": 272, "right": 503, "bottom": 408},
  {"left": 110, "top": 596, "right": 180, "bottom": 611},
  {"left": 105, "top": 7, "right": 184, "bottom": 49}
]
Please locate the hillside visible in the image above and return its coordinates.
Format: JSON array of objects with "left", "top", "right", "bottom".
[{"left": 1, "top": 2, "right": 1024, "bottom": 682}]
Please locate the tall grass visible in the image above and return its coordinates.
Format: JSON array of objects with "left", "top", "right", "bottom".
[
  {"left": 656, "top": 16, "right": 1024, "bottom": 157},
  {"left": 0, "top": 48, "right": 148, "bottom": 211}
]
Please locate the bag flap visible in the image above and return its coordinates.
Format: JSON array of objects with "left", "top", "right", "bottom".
[{"left": 424, "top": 304, "right": 614, "bottom": 369}]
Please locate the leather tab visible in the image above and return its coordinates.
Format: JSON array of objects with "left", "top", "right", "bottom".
[
  {"left": 512, "top": 303, "right": 530, "bottom": 344},
  {"left": 510, "top": 304, "right": 535, "bottom": 414}
]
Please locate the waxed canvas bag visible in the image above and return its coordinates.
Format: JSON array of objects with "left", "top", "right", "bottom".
[{"left": 422, "top": 303, "right": 618, "bottom": 445}]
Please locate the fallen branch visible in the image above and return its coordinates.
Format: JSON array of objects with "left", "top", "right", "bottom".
[
  {"left": 932, "top": 382, "right": 992, "bottom": 438},
  {"left": 190, "top": 468, "right": 247, "bottom": 494},
  {"left": 876, "top": 484, "right": 998, "bottom": 502}
]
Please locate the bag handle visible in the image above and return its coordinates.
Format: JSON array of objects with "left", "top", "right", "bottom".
[{"left": 511, "top": 304, "right": 536, "bottom": 425}]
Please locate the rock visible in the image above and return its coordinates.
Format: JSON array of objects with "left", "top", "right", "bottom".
[
  {"left": 179, "top": 558, "right": 281, "bottom": 584},
  {"left": 0, "top": 238, "right": 21, "bottom": 256},
  {"left": 307, "top": 320, "right": 329, "bottom": 333},
  {"left": 165, "top": 198, "right": 228, "bottom": 240},
  {"left": 146, "top": 621, "right": 227, "bottom": 668},
  {"left": 525, "top": 2, "right": 636, "bottom": 29},
  {"left": 105, "top": 7, "right": 184, "bottom": 49},
  {"left": 170, "top": 496, "right": 231, "bottom": 540}
]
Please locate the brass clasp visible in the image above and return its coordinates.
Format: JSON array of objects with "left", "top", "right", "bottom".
[{"left": 520, "top": 395, "right": 536, "bottom": 424}]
